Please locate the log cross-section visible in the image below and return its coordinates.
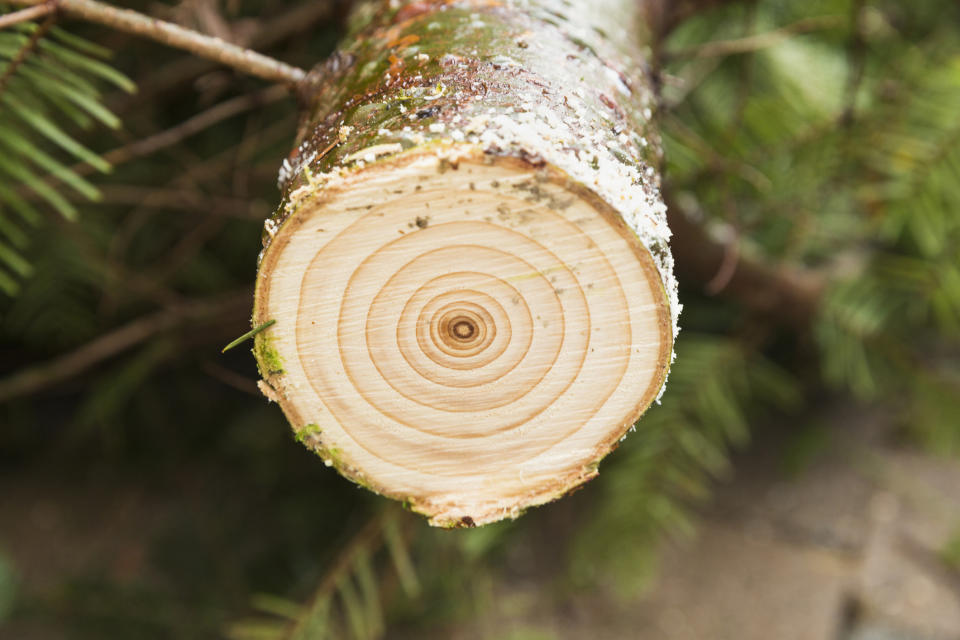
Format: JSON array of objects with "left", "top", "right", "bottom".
[{"left": 253, "top": 0, "right": 679, "bottom": 526}]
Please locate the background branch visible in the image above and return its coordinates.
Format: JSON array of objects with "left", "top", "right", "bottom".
[
  {"left": 8, "top": 0, "right": 306, "bottom": 84},
  {"left": 666, "top": 194, "right": 825, "bottom": 330},
  {"left": 113, "top": 0, "right": 345, "bottom": 112},
  {"left": 0, "top": 1, "right": 55, "bottom": 29},
  {"left": 0, "top": 290, "right": 251, "bottom": 402},
  {"left": 97, "top": 85, "right": 288, "bottom": 172}
]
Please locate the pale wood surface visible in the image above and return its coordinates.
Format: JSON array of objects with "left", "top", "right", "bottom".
[{"left": 255, "top": 153, "right": 672, "bottom": 525}]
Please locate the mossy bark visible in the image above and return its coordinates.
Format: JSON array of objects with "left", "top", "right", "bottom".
[{"left": 267, "top": 0, "right": 671, "bottom": 280}]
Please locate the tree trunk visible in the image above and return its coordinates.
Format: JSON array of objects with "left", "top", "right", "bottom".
[{"left": 252, "top": 0, "right": 678, "bottom": 527}]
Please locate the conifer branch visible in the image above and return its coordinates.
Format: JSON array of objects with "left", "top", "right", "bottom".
[
  {"left": 0, "top": 7, "right": 54, "bottom": 97},
  {"left": 7, "top": 0, "right": 306, "bottom": 85},
  {"left": 282, "top": 513, "right": 389, "bottom": 640}
]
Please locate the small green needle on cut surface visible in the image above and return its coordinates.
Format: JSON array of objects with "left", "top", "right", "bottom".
[{"left": 222, "top": 319, "right": 276, "bottom": 353}]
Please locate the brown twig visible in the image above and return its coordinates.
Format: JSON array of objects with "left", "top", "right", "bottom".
[
  {"left": 704, "top": 228, "right": 741, "bottom": 295},
  {"left": 147, "top": 215, "right": 225, "bottom": 283},
  {"left": 0, "top": 290, "right": 250, "bottom": 403},
  {"left": 105, "top": 84, "right": 286, "bottom": 164},
  {"left": 201, "top": 361, "right": 260, "bottom": 396},
  {"left": 66, "top": 84, "right": 288, "bottom": 178},
  {"left": 0, "top": 1, "right": 55, "bottom": 30},
  {"left": 94, "top": 185, "right": 268, "bottom": 219},
  {"left": 666, "top": 194, "right": 824, "bottom": 330},
  {"left": 103, "top": 116, "right": 296, "bottom": 303},
  {"left": 25, "top": 183, "right": 270, "bottom": 218},
  {"left": 8, "top": 0, "right": 306, "bottom": 85},
  {"left": 113, "top": 0, "right": 344, "bottom": 113}
]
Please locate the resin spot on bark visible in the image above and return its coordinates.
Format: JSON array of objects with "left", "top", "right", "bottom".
[{"left": 254, "top": 151, "right": 672, "bottom": 526}]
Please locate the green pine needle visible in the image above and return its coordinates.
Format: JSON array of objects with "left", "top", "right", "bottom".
[
  {"left": 222, "top": 320, "right": 276, "bottom": 353},
  {"left": 0, "top": 15, "right": 132, "bottom": 296}
]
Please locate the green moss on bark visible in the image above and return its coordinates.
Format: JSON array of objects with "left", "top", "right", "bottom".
[{"left": 253, "top": 331, "right": 284, "bottom": 376}]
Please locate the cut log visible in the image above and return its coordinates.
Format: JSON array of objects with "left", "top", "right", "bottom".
[{"left": 253, "top": 0, "right": 679, "bottom": 526}]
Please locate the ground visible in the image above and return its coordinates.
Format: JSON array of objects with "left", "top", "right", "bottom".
[
  {"left": 419, "top": 403, "right": 960, "bottom": 640},
  {"left": 2, "top": 401, "right": 959, "bottom": 639}
]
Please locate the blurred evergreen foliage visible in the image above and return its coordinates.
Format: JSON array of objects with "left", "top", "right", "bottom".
[
  {"left": 1, "top": 0, "right": 959, "bottom": 637},
  {"left": 0, "top": 2, "right": 133, "bottom": 295},
  {"left": 662, "top": 0, "right": 960, "bottom": 455}
]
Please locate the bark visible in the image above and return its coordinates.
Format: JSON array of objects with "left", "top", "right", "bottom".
[{"left": 253, "top": 0, "right": 678, "bottom": 526}]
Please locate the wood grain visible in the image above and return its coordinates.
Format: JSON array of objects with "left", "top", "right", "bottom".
[{"left": 255, "top": 153, "right": 671, "bottom": 525}]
